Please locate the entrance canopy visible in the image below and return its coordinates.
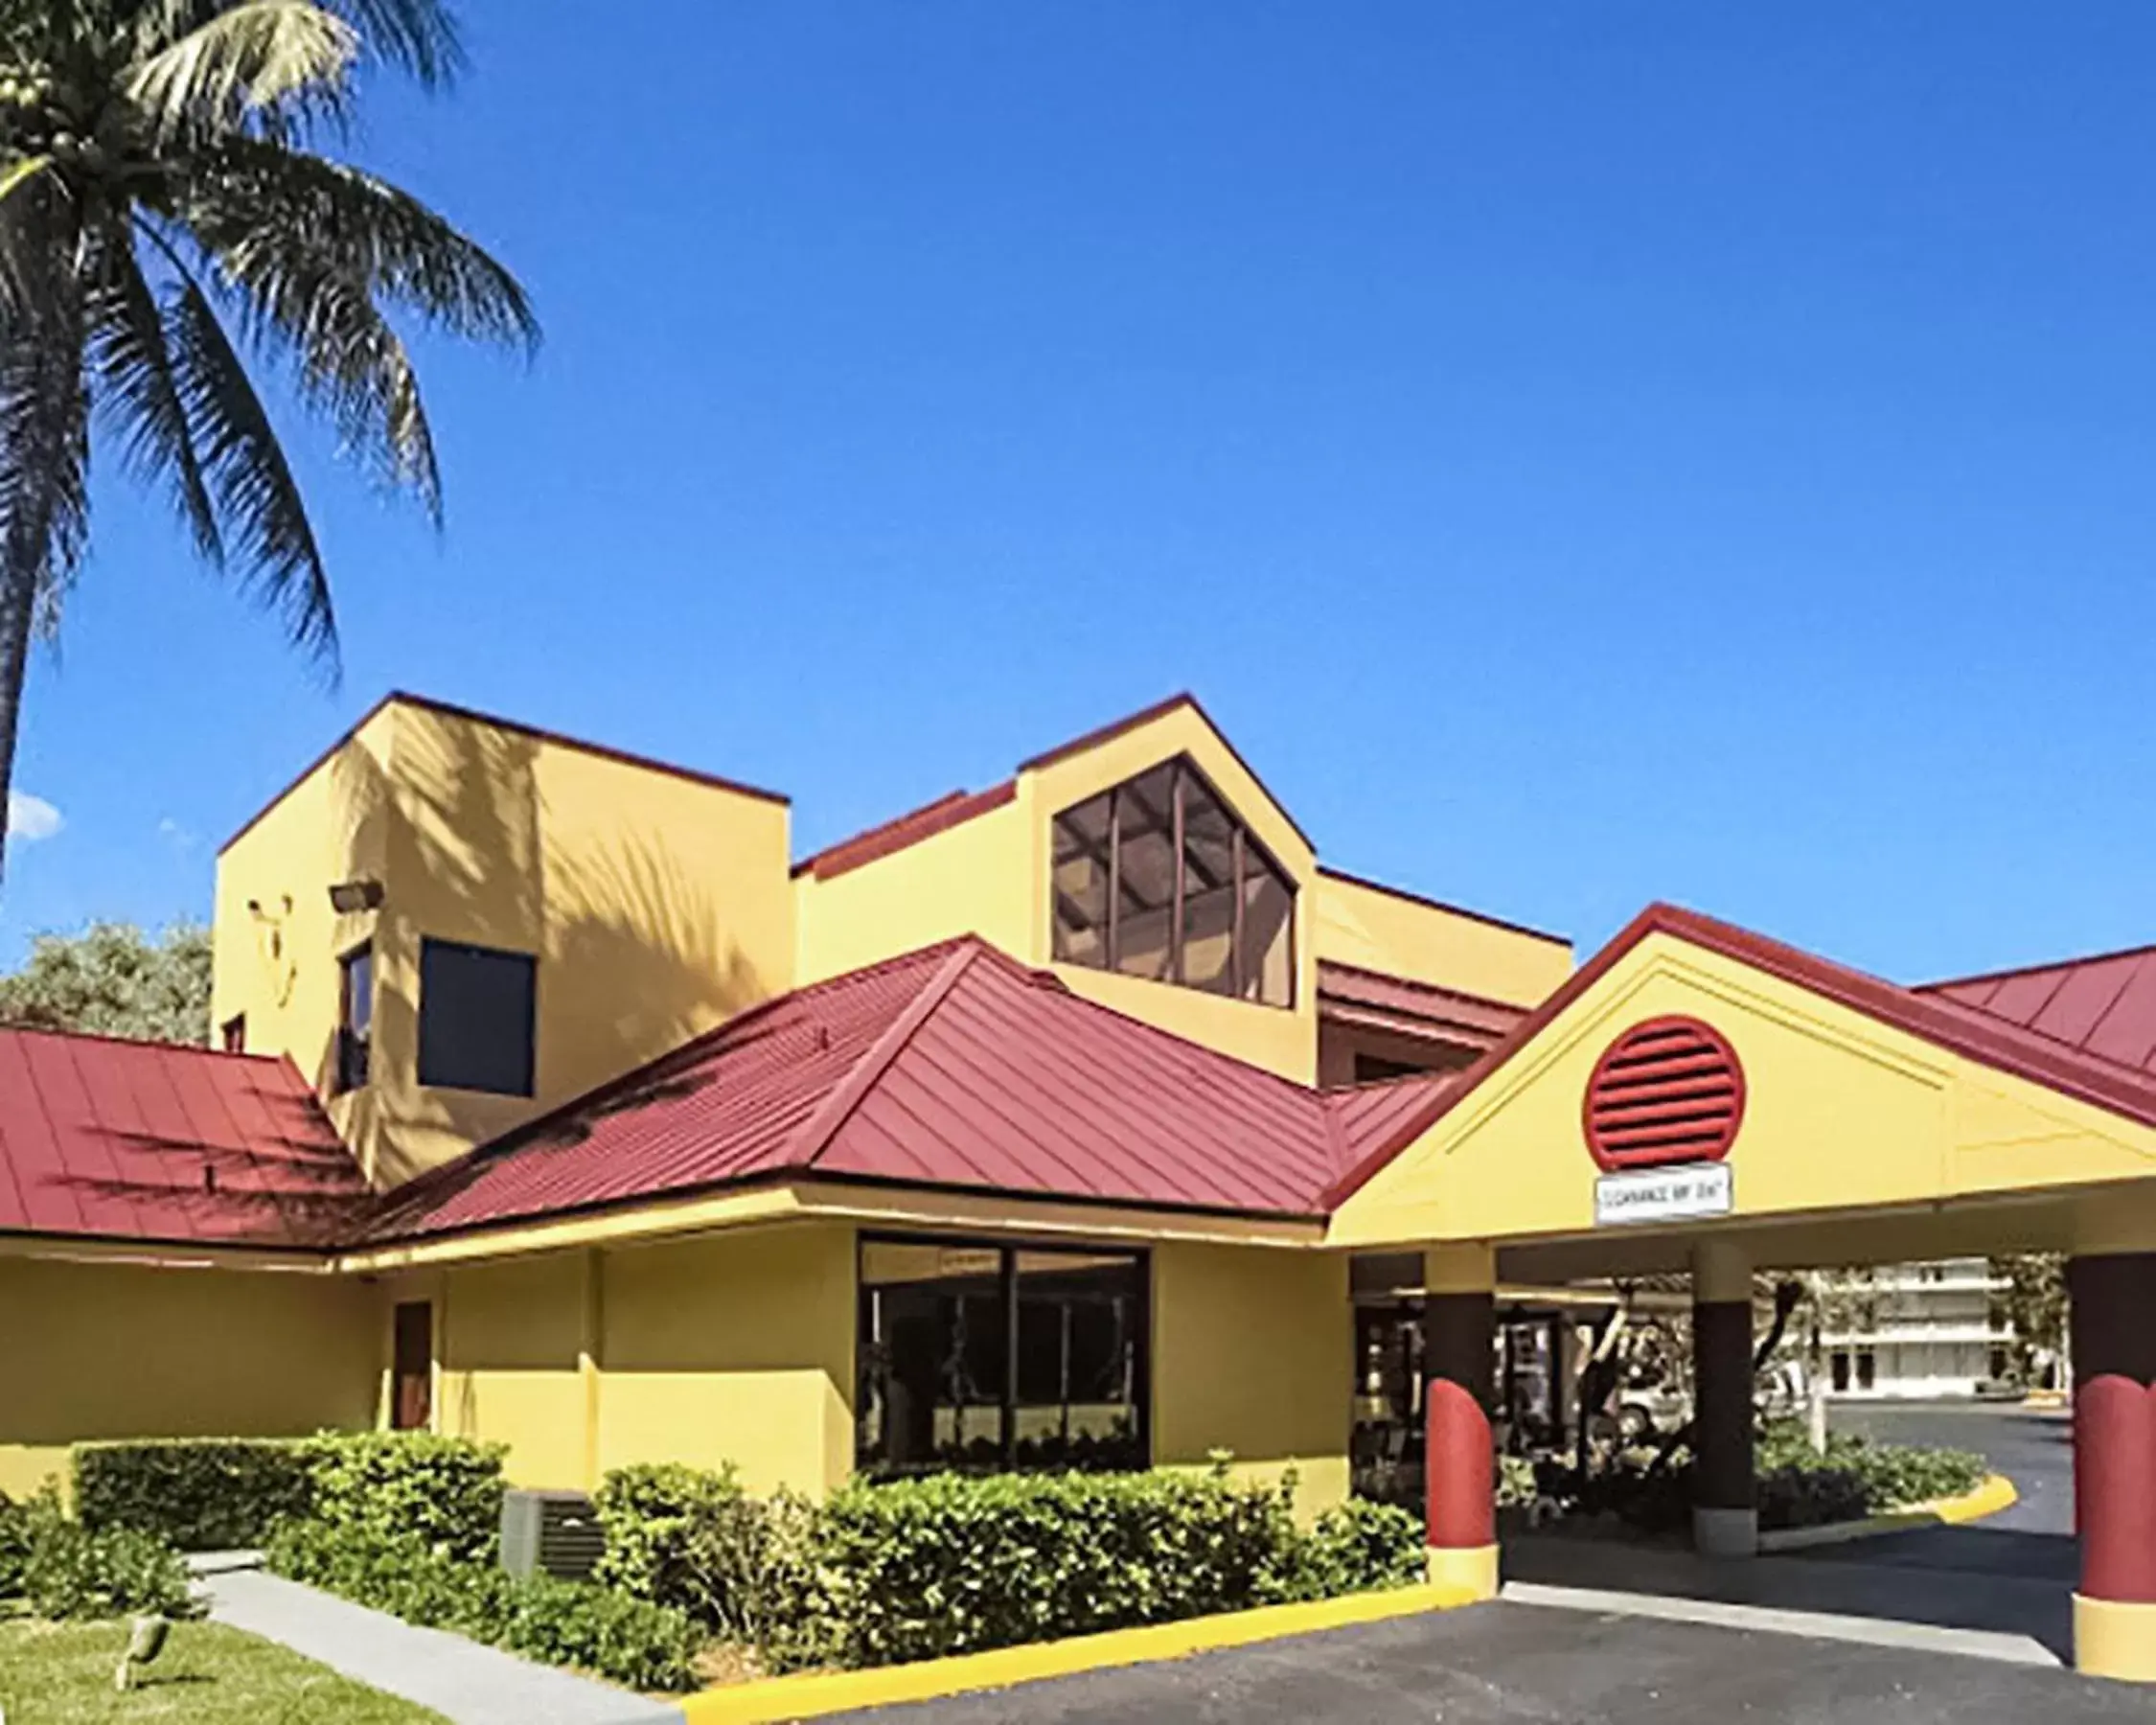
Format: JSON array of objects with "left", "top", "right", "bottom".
[{"left": 1326, "top": 905, "right": 2156, "bottom": 1282}]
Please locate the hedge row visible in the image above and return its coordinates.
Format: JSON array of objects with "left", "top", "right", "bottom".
[
  {"left": 269, "top": 1518, "right": 700, "bottom": 1692},
  {"left": 0, "top": 1487, "right": 193, "bottom": 1621},
  {"left": 74, "top": 1432, "right": 507, "bottom": 1556},
  {"left": 594, "top": 1460, "right": 1426, "bottom": 1671}
]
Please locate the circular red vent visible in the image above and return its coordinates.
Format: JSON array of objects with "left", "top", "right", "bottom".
[{"left": 1582, "top": 1016, "right": 1746, "bottom": 1171}]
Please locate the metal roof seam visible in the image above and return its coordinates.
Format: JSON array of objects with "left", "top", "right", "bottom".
[{"left": 788, "top": 944, "right": 982, "bottom": 1174}]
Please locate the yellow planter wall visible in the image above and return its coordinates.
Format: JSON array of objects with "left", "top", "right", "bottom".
[
  {"left": 0, "top": 1257, "right": 378, "bottom": 1500},
  {"left": 1151, "top": 1242, "right": 1351, "bottom": 1517}
]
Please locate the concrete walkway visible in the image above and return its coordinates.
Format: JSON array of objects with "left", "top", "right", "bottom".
[
  {"left": 194, "top": 1558, "right": 687, "bottom": 1725},
  {"left": 1502, "top": 1529, "right": 2073, "bottom": 1666}
]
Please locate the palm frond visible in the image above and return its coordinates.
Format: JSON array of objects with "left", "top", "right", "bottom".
[
  {"left": 127, "top": 1, "right": 358, "bottom": 140},
  {"left": 181, "top": 138, "right": 537, "bottom": 352},
  {"left": 327, "top": 0, "right": 463, "bottom": 86},
  {"left": 0, "top": 156, "right": 53, "bottom": 207},
  {"left": 90, "top": 232, "right": 221, "bottom": 563},
  {"left": 164, "top": 260, "right": 338, "bottom": 665}
]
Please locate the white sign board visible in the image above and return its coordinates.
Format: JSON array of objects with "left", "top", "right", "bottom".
[{"left": 1594, "top": 1162, "right": 1733, "bottom": 1227}]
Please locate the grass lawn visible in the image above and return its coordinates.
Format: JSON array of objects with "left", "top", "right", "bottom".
[{"left": 0, "top": 1618, "right": 448, "bottom": 1724}]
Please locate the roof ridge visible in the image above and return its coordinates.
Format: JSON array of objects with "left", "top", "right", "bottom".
[
  {"left": 1916, "top": 939, "right": 2156, "bottom": 995},
  {"left": 791, "top": 942, "right": 984, "bottom": 1171}
]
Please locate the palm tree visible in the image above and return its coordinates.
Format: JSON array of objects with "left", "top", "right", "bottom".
[{"left": 0, "top": 0, "right": 535, "bottom": 883}]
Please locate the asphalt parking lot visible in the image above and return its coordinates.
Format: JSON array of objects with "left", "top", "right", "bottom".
[
  {"left": 838, "top": 1403, "right": 2099, "bottom": 1723},
  {"left": 837, "top": 1600, "right": 2145, "bottom": 1724}
]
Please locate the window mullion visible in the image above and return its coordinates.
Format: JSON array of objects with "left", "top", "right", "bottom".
[
  {"left": 1000, "top": 1247, "right": 1019, "bottom": 1472},
  {"left": 1170, "top": 761, "right": 1186, "bottom": 984},
  {"left": 1231, "top": 826, "right": 1247, "bottom": 1000},
  {"left": 1107, "top": 791, "right": 1122, "bottom": 972}
]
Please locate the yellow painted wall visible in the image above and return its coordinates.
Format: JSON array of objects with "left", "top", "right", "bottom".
[
  {"left": 1315, "top": 870, "right": 1571, "bottom": 1011},
  {"left": 216, "top": 699, "right": 796, "bottom": 1187},
  {"left": 599, "top": 1223, "right": 856, "bottom": 1498},
  {"left": 794, "top": 798, "right": 1031, "bottom": 986},
  {"left": 212, "top": 703, "right": 400, "bottom": 1155},
  {"left": 437, "top": 1254, "right": 589, "bottom": 1490},
  {"left": 1329, "top": 929, "right": 2156, "bottom": 1261},
  {"left": 0, "top": 1257, "right": 378, "bottom": 1499},
  {"left": 1151, "top": 1242, "right": 1350, "bottom": 1516}
]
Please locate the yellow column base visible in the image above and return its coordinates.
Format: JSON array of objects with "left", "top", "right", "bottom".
[
  {"left": 2076, "top": 1594, "right": 2156, "bottom": 1683},
  {"left": 1426, "top": 1543, "right": 1500, "bottom": 1601}
]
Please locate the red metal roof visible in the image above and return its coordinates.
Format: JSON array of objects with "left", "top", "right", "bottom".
[
  {"left": 1919, "top": 945, "right": 2156, "bottom": 1078},
  {"left": 0, "top": 1028, "right": 367, "bottom": 1249},
  {"left": 365, "top": 938, "right": 1439, "bottom": 1243},
  {"left": 1316, "top": 960, "right": 1527, "bottom": 1050}
]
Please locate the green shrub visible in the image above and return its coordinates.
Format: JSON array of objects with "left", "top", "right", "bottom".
[
  {"left": 0, "top": 1491, "right": 29, "bottom": 1598},
  {"left": 267, "top": 1518, "right": 699, "bottom": 1691},
  {"left": 5, "top": 1487, "right": 193, "bottom": 1620},
  {"left": 1286, "top": 1497, "right": 1424, "bottom": 1600},
  {"left": 593, "top": 1462, "right": 766, "bottom": 1635},
  {"left": 809, "top": 1467, "right": 1308, "bottom": 1668},
  {"left": 1755, "top": 1422, "right": 1988, "bottom": 1519},
  {"left": 1757, "top": 1465, "right": 1871, "bottom": 1530},
  {"left": 1496, "top": 1455, "right": 1540, "bottom": 1509},
  {"left": 74, "top": 1438, "right": 315, "bottom": 1551},
  {"left": 299, "top": 1432, "right": 507, "bottom": 1562}
]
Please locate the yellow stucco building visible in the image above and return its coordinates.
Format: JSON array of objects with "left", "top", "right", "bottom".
[{"left": 15, "top": 689, "right": 2156, "bottom": 1679}]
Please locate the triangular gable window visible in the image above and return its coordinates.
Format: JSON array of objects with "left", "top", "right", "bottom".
[{"left": 1050, "top": 755, "right": 1294, "bottom": 1006}]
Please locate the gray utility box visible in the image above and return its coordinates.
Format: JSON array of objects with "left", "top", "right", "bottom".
[{"left": 499, "top": 1488, "right": 605, "bottom": 1581}]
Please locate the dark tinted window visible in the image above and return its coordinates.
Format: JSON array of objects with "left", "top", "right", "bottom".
[
  {"left": 335, "top": 945, "right": 373, "bottom": 1092},
  {"left": 418, "top": 938, "right": 537, "bottom": 1096}
]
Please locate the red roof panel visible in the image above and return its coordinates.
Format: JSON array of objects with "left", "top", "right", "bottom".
[
  {"left": 0, "top": 1029, "right": 367, "bottom": 1249},
  {"left": 1921, "top": 944, "right": 2156, "bottom": 1079},
  {"left": 363, "top": 939, "right": 1432, "bottom": 1243}
]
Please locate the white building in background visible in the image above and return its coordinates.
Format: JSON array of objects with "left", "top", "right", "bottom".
[{"left": 1820, "top": 1258, "right": 2014, "bottom": 1399}]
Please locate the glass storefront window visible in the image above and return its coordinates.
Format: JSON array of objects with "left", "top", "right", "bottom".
[{"left": 857, "top": 1237, "right": 1149, "bottom": 1477}]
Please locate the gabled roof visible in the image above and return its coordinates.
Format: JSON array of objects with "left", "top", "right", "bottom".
[
  {"left": 793, "top": 691, "right": 1317, "bottom": 881},
  {"left": 365, "top": 936, "right": 1428, "bottom": 1244},
  {"left": 1919, "top": 944, "right": 2156, "bottom": 1078},
  {"left": 0, "top": 1028, "right": 367, "bottom": 1250},
  {"left": 1323, "top": 903, "right": 2156, "bottom": 1208}
]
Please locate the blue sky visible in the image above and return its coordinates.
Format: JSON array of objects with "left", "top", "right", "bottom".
[{"left": 10, "top": 2, "right": 2156, "bottom": 980}]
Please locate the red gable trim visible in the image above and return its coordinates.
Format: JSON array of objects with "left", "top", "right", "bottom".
[
  {"left": 796, "top": 781, "right": 1018, "bottom": 882},
  {"left": 1019, "top": 693, "right": 1317, "bottom": 854},
  {"left": 1320, "top": 902, "right": 2156, "bottom": 1211}
]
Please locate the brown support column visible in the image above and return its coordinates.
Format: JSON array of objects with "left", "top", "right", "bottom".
[
  {"left": 2070, "top": 1253, "right": 2156, "bottom": 1682},
  {"left": 1691, "top": 1239, "right": 1756, "bottom": 1558},
  {"left": 1423, "top": 1243, "right": 1499, "bottom": 1600}
]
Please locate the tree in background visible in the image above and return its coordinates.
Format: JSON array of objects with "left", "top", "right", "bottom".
[
  {"left": 0, "top": 919, "right": 211, "bottom": 1043},
  {"left": 1991, "top": 1253, "right": 2069, "bottom": 1389},
  {"left": 0, "top": 0, "right": 539, "bottom": 886}
]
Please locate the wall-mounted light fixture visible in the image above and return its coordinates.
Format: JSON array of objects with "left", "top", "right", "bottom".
[{"left": 328, "top": 879, "right": 385, "bottom": 914}]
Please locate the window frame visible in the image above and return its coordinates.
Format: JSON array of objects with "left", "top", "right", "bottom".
[
  {"left": 391, "top": 1300, "right": 433, "bottom": 1432},
  {"left": 1049, "top": 755, "right": 1296, "bottom": 1008},
  {"left": 854, "top": 1230, "right": 1153, "bottom": 1478},
  {"left": 334, "top": 942, "right": 373, "bottom": 1093},
  {"left": 417, "top": 936, "right": 539, "bottom": 1097}
]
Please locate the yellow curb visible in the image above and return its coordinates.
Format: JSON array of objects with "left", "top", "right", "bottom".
[
  {"left": 679, "top": 1582, "right": 1481, "bottom": 1724},
  {"left": 2023, "top": 1390, "right": 2069, "bottom": 1411},
  {"left": 1755, "top": 1473, "right": 2017, "bottom": 1553}
]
